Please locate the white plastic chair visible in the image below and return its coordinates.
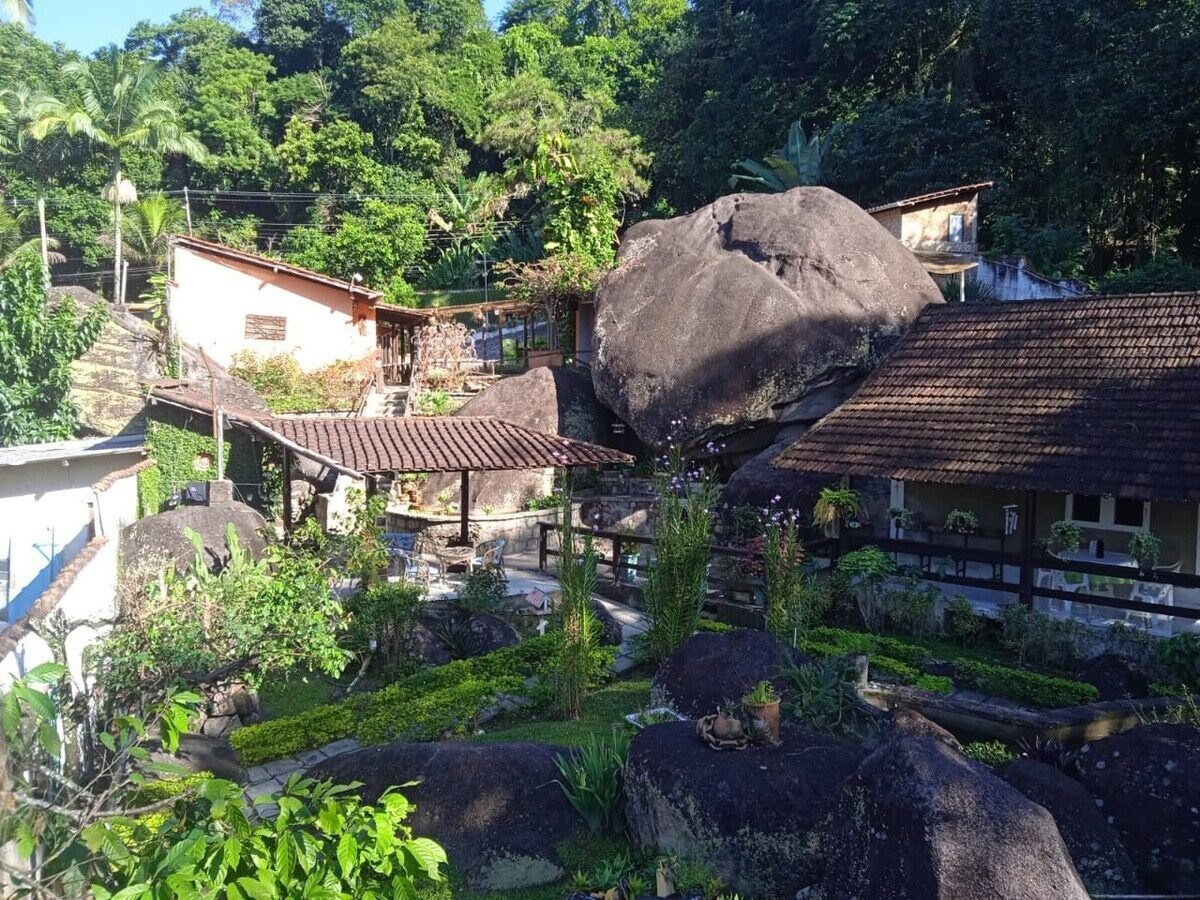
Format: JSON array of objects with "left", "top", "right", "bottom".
[
  {"left": 1036, "top": 568, "right": 1079, "bottom": 618},
  {"left": 1127, "top": 568, "right": 1176, "bottom": 634}
]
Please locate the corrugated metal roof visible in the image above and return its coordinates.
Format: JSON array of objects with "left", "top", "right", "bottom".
[{"left": 0, "top": 434, "right": 146, "bottom": 467}]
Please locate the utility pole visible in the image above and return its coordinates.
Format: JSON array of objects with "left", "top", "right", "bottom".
[
  {"left": 183, "top": 186, "right": 193, "bottom": 235},
  {"left": 199, "top": 349, "right": 225, "bottom": 481}
]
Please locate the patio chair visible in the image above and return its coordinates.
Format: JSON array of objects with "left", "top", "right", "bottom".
[
  {"left": 473, "top": 538, "right": 507, "bottom": 575},
  {"left": 391, "top": 548, "right": 434, "bottom": 588},
  {"left": 1035, "top": 568, "right": 1081, "bottom": 618},
  {"left": 1126, "top": 562, "right": 1178, "bottom": 633}
]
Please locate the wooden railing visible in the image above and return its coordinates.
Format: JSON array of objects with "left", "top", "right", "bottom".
[{"left": 846, "top": 531, "right": 1200, "bottom": 621}]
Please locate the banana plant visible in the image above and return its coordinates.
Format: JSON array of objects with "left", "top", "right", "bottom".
[{"left": 729, "top": 119, "right": 841, "bottom": 192}]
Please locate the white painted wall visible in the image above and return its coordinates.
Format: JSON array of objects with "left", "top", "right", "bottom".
[
  {"left": 975, "top": 257, "right": 1083, "bottom": 301},
  {"left": 0, "top": 465, "right": 141, "bottom": 691},
  {"left": 169, "top": 246, "right": 378, "bottom": 370},
  {"left": 0, "top": 451, "right": 142, "bottom": 625}
]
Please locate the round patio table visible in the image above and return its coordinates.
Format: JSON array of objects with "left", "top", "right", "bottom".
[{"left": 434, "top": 544, "right": 476, "bottom": 583}]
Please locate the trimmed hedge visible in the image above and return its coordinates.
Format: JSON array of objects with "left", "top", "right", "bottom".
[
  {"left": 796, "top": 625, "right": 1098, "bottom": 709},
  {"left": 230, "top": 635, "right": 615, "bottom": 767},
  {"left": 952, "top": 659, "right": 1098, "bottom": 708}
]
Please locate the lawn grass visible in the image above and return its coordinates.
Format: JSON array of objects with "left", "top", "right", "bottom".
[
  {"left": 256, "top": 669, "right": 347, "bottom": 720},
  {"left": 472, "top": 677, "right": 652, "bottom": 746}
]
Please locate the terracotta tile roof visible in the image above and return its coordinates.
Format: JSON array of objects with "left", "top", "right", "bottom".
[
  {"left": 773, "top": 293, "right": 1200, "bottom": 502},
  {"left": 170, "top": 234, "right": 385, "bottom": 301},
  {"left": 146, "top": 383, "right": 632, "bottom": 473},
  {"left": 866, "top": 181, "right": 994, "bottom": 214},
  {"left": 270, "top": 416, "right": 633, "bottom": 473}
]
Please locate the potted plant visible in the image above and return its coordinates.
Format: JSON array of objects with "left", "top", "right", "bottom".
[
  {"left": 889, "top": 506, "right": 915, "bottom": 530},
  {"left": 1047, "top": 520, "right": 1083, "bottom": 555},
  {"left": 944, "top": 508, "right": 979, "bottom": 536},
  {"left": 711, "top": 702, "right": 744, "bottom": 741},
  {"left": 742, "top": 680, "right": 781, "bottom": 744},
  {"left": 1128, "top": 531, "right": 1163, "bottom": 572},
  {"left": 812, "top": 486, "right": 864, "bottom": 537}
]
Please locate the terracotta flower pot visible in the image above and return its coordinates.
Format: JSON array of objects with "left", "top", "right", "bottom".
[{"left": 744, "top": 699, "right": 781, "bottom": 744}]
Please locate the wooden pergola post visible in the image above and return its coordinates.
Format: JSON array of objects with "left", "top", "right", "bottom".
[
  {"left": 1018, "top": 489, "right": 1037, "bottom": 607},
  {"left": 459, "top": 470, "right": 471, "bottom": 545}
]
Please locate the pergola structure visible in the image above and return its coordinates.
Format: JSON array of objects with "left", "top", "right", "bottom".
[{"left": 147, "top": 382, "right": 633, "bottom": 543}]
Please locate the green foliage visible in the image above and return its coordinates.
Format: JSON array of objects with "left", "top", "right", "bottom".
[
  {"left": 345, "top": 581, "right": 426, "bottom": 671},
  {"left": 987, "top": 215, "right": 1088, "bottom": 281},
  {"left": 742, "top": 679, "right": 779, "bottom": 706},
  {"left": 277, "top": 115, "right": 384, "bottom": 193},
  {"left": 836, "top": 546, "right": 896, "bottom": 585},
  {"left": 229, "top": 351, "right": 373, "bottom": 413},
  {"left": 1158, "top": 633, "right": 1200, "bottom": 692},
  {"left": 763, "top": 519, "right": 823, "bottom": 644},
  {"left": 99, "top": 524, "right": 349, "bottom": 703},
  {"left": 230, "top": 634, "right": 616, "bottom": 765},
  {"left": 642, "top": 445, "right": 719, "bottom": 662},
  {"left": 1127, "top": 531, "right": 1163, "bottom": 570},
  {"left": 282, "top": 198, "right": 425, "bottom": 297},
  {"left": 0, "top": 254, "right": 106, "bottom": 446},
  {"left": 812, "top": 486, "right": 863, "bottom": 534},
  {"left": 553, "top": 728, "right": 630, "bottom": 834},
  {"left": 963, "top": 740, "right": 1017, "bottom": 768},
  {"left": 952, "top": 659, "right": 1098, "bottom": 708},
  {"left": 1047, "top": 520, "right": 1083, "bottom": 554},
  {"left": 999, "top": 604, "right": 1086, "bottom": 671},
  {"left": 944, "top": 508, "right": 979, "bottom": 535},
  {"left": 457, "top": 566, "right": 511, "bottom": 615},
  {"left": 729, "top": 119, "right": 839, "bottom": 191},
  {"left": 943, "top": 594, "right": 986, "bottom": 646},
  {"left": 414, "top": 389, "right": 457, "bottom": 415},
  {"left": 1100, "top": 256, "right": 1200, "bottom": 295},
  {"left": 778, "top": 658, "right": 872, "bottom": 738},
  {"left": 138, "top": 418, "right": 261, "bottom": 513},
  {"left": 93, "top": 775, "right": 446, "bottom": 898},
  {"left": 913, "top": 673, "right": 954, "bottom": 695},
  {"left": 555, "top": 486, "right": 600, "bottom": 718}
]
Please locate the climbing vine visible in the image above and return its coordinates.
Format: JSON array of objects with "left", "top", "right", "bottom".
[{"left": 138, "top": 418, "right": 263, "bottom": 515}]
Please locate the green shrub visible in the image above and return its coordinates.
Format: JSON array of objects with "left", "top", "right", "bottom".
[
  {"left": 457, "top": 566, "right": 510, "bottom": 615},
  {"left": 554, "top": 728, "right": 631, "bottom": 834},
  {"left": 1158, "top": 633, "right": 1200, "bottom": 691},
  {"left": 696, "top": 618, "right": 734, "bottom": 634},
  {"left": 952, "top": 659, "right": 1098, "bottom": 708},
  {"left": 914, "top": 674, "right": 954, "bottom": 695},
  {"left": 943, "top": 594, "right": 986, "bottom": 646},
  {"left": 778, "top": 658, "right": 873, "bottom": 738},
  {"left": 870, "top": 655, "right": 919, "bottom": 682},
  {"left": 230, "top": 634, "right": 615, "bottom": 766},
  {"left": 963, "top": 740, "right": 1016, "bottom": 767},
  {"left": 344, "top": 581, "right": 425, "bottom": 672}
]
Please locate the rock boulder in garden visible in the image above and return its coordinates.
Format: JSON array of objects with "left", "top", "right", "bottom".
[{"left": 592, "top": 187, "right": 942, "bottom": 447}]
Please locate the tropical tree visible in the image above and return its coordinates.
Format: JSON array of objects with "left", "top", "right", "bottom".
[
  {"left": 113, "top": 193, "right": 185, "bottom": 265},
  {"left": 0, "top": 201, "right": 64, "bottom": 270},
  {"left": 729, "top": 119, "right": 840, "bottom": 192},
  {"left": 26, "top": 48, "right": 207, "bottom": 301}
]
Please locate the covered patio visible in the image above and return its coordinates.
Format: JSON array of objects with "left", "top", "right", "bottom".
[{"left": 774, "top": 292, "right": 1200, "bottom": 633}]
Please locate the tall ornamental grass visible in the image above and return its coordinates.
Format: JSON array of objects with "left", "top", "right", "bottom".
[
  {"left": 643, "top": 440, "right": 719, "bottom": 662},
  {"left": 555, "top": 484, "right": 600, "bottom": 718}
]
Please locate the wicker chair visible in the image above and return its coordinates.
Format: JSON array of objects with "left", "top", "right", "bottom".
[{"left": 473, "top": 538, "right": 507, "bottom": 575}]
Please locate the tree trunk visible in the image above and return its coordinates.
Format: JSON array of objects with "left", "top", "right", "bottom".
[{"left": 111, "top": 159, "right": 123, "bottom": 304}]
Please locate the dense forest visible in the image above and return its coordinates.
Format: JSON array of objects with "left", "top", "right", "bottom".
[{"left": 1, "top": 0, "right": 1198, "bottom": 303}]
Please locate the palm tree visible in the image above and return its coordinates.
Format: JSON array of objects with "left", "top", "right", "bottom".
[
  {"left": 0, "top": 203, "right": 63, "bottom": 270},
  {"left": 2, "top": 0, "right": 33, "bottom": 26},
  {"left": 27, "top": 48, "right": 207, "bottom": 301},
  {"left": 114, "top": 193, "right": 185, "bottom": 266},
  {"left": 729, "top": 120, "right": 841, "bottom": 192}
]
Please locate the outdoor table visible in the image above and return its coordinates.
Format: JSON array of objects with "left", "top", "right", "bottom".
[
  {"left": 434, "top": 545, "right": 476, "bottom": 583},
  {"left": 1055, "top": 549, "right": 1137, "bottom": 591}
]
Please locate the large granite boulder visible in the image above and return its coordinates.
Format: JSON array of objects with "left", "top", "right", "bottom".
[
  {"left": 1000, "top": 758, "right": 1139, "bottom": 894},
  {"left": 61, "top": 286, "right": 266, "bottom": 437},
  {"left": 593, "top": 187, "right": 942, "bottom": 446},
  {"left": 822, "top": 736, "right": 1089, "bottom": 899},
  {"left": 121, "top": 499, "right": 268, "bottom": 574},
  {"left": 625, "top": 720, "right": 866, "bottom": 897},
  {"left": 309, "top": 740, "right": 587, "bottom": 890},
  {"left": 422, "top": 366, "right": 626, "bottom": 512},
  {"left": 1076, "top": 723, "right": 1200, "bottom": 893},
  {"left": 1073, "top": 653, "right": 1150, "bottom": 701},
  {"left": 651, "top": 630, "right": 805, "bottom": 718},
  {"left": 720, "top": 437, "right": 831, "bottom": 513}
]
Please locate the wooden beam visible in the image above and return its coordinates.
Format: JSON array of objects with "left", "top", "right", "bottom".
[
  {"left": 1019, "top": 489, "right": 1037, "bottom": 607},
  {"left": 459, "top": 470, "right": 470, "bottom": 545}
]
